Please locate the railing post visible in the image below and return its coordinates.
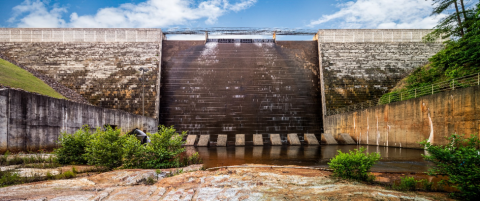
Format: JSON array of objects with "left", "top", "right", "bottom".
[
  {"left": 415, "top": 89, "right": 417, "bottom": 98},
  {"left": 432, "top": 84, "right": 434, "bottom": 94},
  {"left": 401, "top": 92, "right": 402, "bottom": 101},
  {"left": 452, "top": 79, "right": 455, "bottom": 90}
]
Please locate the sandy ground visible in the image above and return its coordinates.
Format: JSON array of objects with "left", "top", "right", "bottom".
[{"left": 0, "top": 164, "right": 453, "bottom": 201}]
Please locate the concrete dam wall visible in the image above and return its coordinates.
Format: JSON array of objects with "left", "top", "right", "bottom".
[
  {"left": 324, "top": 85, "right": 480, "bottom": 149},
  {"left": 317, "top": 30, "right": 444, "bottom": 111},
  {"left": 161, "top": 41, "right": 322, "bottom": 141},
  {"left": 0, "top": 28, "right": 446, "bottom": 145},
  {"left": 0, "top": 28, "right": 162, "bottom": 119},
  {"left": 0, "top": 88, "right": 157, "bottom": 153}
]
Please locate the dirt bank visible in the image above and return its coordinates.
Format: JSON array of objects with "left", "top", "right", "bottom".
[{"left": 0, "top": 164, "right": 452, "bottom": 201}]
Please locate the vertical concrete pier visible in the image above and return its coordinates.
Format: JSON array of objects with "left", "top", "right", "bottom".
[
  {"left": 197, "top": 135, "right": 210, "bottom": 147},
  {"left": 217, "top": 134, "right": 227, "bottom": 146},
  {"left": 185, "top": 135, "right": 197, "bottom": 146},
  {"left": 253, "top": 134, "right": 264, "bottom": 146},
  {"left": 287, "top": 133, "right": 301, "bottom": 145},
  {"left": 304, "top": 134, "right": 320, "bottom": 145},
  {"left": 235, "top": 134, "right": 245, "bottom": 146},
  {"left": 270, "top": 134, "right": 282, "bottom": 145}
]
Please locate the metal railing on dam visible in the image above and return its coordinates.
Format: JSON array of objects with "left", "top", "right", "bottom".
[{"left": 325, "top": 72, "right": 480, "bottom": 116}]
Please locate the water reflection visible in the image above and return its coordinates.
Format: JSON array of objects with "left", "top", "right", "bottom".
[{"left": 193, "top": 145, "right": 431, "bottom": 172}]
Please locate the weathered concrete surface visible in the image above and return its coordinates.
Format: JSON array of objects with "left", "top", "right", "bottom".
[
  {"left": 304, "top": 133, "right": 320, "bottom": 145},
  {"left": 0, "top": 88, "right": 157, "bottom": 153},
  {"left": 216, "top": 134, "right": 227, "bottom": 146},
  {"left": 235, "top": 134, "right": 245, "bottom": 146},
  {"left": 0, "top": 28, "right": 163, "bottom": 118},
  {"left": 0, "top": 165, "right": 451, "bottom": 201},
  {"left": 287, "top": 133, "right": 301, "bottom": 145},
  {"left": 321, "top": 133, "right": 338, "bottom": 144},
  {"left": 317, "top": 29, "right": 444, "bottom": 111},
  {"left": 324, "top": 85, "right": 480, "bottom": 149},
  {"left": 185, "top": 135, "right": 197, "bottom": 146},
  {"left": 197, "top": 135, "right": 210, "bottom": 147},
  {"left": 270, "top": 134, "right": 282, "bottom": 145},
  {"left": 340, "top": 133, "right": 356, "bottom": 144},
  {"left": 160, "top": 41, "right": 323, "bottom": 137},
  {"left": 253, "top": 134, "right": 263, "bottom": 146}
]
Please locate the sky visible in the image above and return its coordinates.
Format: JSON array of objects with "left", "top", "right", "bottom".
[{"left": 0, "top": 0, "right": 466, "bottom": 40}]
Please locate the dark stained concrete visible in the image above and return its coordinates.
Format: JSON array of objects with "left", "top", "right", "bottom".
[{"left": 160, "top": 41, "right": 323, "bottom": 141}]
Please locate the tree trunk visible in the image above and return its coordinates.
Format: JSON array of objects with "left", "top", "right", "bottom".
[
  {"left": 459, "top": 0, "right": 469, "bottom": 33},
  {"left": 454, "top": 0, "right": 465, "bottom": 37}
]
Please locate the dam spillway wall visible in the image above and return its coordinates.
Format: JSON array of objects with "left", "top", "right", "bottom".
[{"left": 160, "top": 41, "right": 323, "bottom": 140}]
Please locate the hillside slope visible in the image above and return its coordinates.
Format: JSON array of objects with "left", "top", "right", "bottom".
[{"left": 0, "top": 58, "right": 65, "bottom": 99}]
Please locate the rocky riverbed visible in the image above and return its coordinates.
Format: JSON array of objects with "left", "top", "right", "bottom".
[{"left": 0, "top": 164, "right": 452, "bottom": 201}]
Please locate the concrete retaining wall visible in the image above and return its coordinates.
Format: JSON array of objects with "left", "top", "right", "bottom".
[
  {"left": 0, "top": 88, "right": 157, "bottom": 153},
  {"left": 324, "top": 85, "right": 480, "bottom": 149}
]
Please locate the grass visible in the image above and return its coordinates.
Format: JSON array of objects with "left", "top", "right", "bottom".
[{"left": 0, "top": 58, "right": 65, "bottom": 99}]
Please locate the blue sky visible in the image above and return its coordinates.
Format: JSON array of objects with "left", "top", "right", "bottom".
[{"left": 1, "top": 0, "right": 468, "bottom": 39}]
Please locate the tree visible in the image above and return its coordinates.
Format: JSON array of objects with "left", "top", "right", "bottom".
[
  {"left": 424, "top": 0, "right": 477, "bottom": 41},
  {"left": 421, "top": 134, "right": 480, "bottom": 200}
]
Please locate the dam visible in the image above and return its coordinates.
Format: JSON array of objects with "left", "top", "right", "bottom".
[{"left": 0, "top": 28, "right": 445, "bottom": 151}]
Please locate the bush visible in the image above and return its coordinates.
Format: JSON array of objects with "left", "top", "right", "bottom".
[
  {"left": 55, "top": 126, "right": 92, "bottom": 165},
  {"left": 393, "top": 176, "right": 418, "bottom": 191},
  {"left": 421, "top": 134, "right": 480, "bottom": 200},
  {"left": 328, "top": 147, "right": 381, "bottom": 181},
  {"left": 84, "top": 127, "right": 124, "bottom": 169},
  {"left": 122, "top": 125, "right": 190, "bottom": 169}
]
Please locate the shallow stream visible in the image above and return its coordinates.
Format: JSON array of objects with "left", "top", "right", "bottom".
[{"left": 189, "top": 145, "right": 432, "bottom": 172}]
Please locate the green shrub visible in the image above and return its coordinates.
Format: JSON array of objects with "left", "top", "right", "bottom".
[
  {"left": 328, "top": 147, "right": 381, "bottom": 181},
  {"left": 393, "top": 176, "right": 418, "bottom": 191},
  {"left": 84, "top": 127, "right": 124, "bottom": 169},
  {"left": 122, "top": 125, "right": 189, "bottom": 169},
  {"left": 55, "top": 126, "right": 92, "bottom": 165},
  {"left": 57, "top": 170, "right": 76, "bottom": 179},
  {"left": 419, "top": 179, "right": 433, "bottom": 191},
  {"left": 0, "top": 171, "right": 21, "bottom": 187},
  {"left": 421, "top": 134, "right": 480, "bottom": 200}
]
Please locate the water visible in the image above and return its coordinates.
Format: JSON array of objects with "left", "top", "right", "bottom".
[{"left": 188, "top": 145, "right": 432, "bottom": 172}]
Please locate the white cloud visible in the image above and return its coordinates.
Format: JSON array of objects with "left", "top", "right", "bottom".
[
  {"left": 9, "top": 0, "right": 257, "bottom": 28},
  {"left": 9, "top": 0, "right": 66, "bottom": 28},
  {"left": 308, "top": 0, "right": 446, "bottom": 29}
]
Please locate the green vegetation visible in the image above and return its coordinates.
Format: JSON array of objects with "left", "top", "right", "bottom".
[
  {"left": 421, "top": 134, "right": 480, "bottom": 200},
  {"left": 0, "top": 166, "right": 79, "bottom": 187},
  {"left": 380, "top": 2, "right": 480, "bottom": 103},
  {"left": 390, "top": 176, "right": 443, "bottom": 192},
  {"left": 55, "top": 126, "right": 92, "bottom": 165},
  {"left": 392, "top": 176, "right": 418, "bottom": 191},
  {"left": 328, "top": 147, "right": 380, "bottom": 182},
  {"left": 122, "top": 126, "right": 189, "bottom": 169},
  {"left": 84, "top": 127, "right": 124, "bottom": 169},
  {"left": 54, "top": 125, "right": 201, "bottom": 170},
  {"left": 0, "top": 151, "right": 60, "bottom": 168},
  {"left": 0, "top": 58, "right": 65, "bottom": 99}
]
